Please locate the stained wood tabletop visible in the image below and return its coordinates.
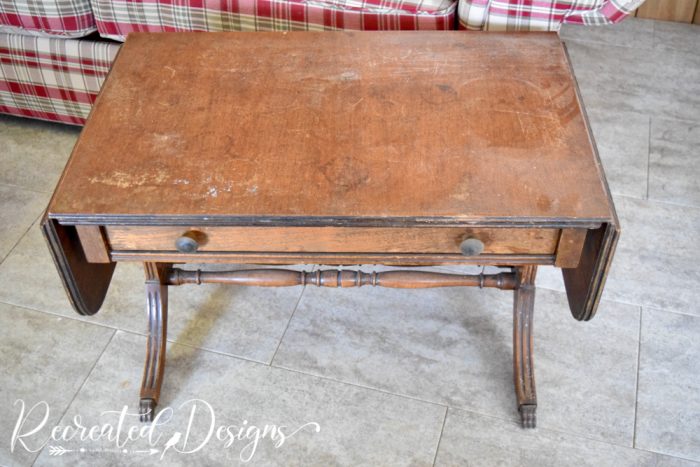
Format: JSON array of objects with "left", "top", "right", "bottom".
[{"left": 48, "top": 31, "right": 614, "bottom": 226}]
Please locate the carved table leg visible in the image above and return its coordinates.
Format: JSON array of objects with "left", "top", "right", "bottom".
[
  {"left": 513, "top": 265, "right": 537, "bottom": 428},
  {"left": 139, "top": 263, "right": 169, "bottom": 422}
]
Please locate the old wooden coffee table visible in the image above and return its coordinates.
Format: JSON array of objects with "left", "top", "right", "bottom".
[{"left": 42, "top": 31, "right": 618, "bottom": 428}]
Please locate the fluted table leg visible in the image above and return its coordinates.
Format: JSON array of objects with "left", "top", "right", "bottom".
[
  {"left": 139, "top": 262, "right": 169, "bottom": 422},
  {"left": 513, "top": 265, "right": 537, "bottom": 428}
]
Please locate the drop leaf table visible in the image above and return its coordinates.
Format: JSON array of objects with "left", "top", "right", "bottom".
[{"left": 42, "top": 31, "right": 619, "bottom": 428}]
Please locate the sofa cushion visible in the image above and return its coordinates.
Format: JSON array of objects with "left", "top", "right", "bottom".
[
  {"left": 0, "top": 32, "right": 119, "bottom": 124},
  {"left": 458, "top": 0, "right": 644, "bottom": 31},
  {"left": 0, "top": 0, "right": 96, "bottom": 37},
  {"left": 91, "top": 0, "right": 456, "bottom": 41}
]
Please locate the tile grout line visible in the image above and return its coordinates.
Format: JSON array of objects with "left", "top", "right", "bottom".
[
  {"left": 0, "top": 298, "right": 313, "bottom": 367},
  {"left": 30, "top": 329, "right": 117, "bottom": 467},
  {"left": 0, "top": 179, "right": 53, "bottom": 195},
  {"left": 544, "top": 286, "right": 700, "bottom": 321},
  {"left": 508, "top": 413, "right": 700, "bottom": 465},
  {"left": 268, "top": 361, "right": 452, "bottom": 411},
  {"left": 634, "top": 306, "right": 700, "bottom": 320},
  {"left": 585, "top": 105, "right": 700, "bottom": 136},
  {"left": 3, "top": 267, "right": 698, "bottom": 453},
  {"left": 633, "top": 447, "right": 700, "bottom": 465},
  {"left": 430, "top": 401, "right": 700, "bottom": 463},
  {"left": 163, "top": 338, "right": 271, "bottom": 366},
  {"left": 140, "top": 324, "right": 461, "bottom": 409},
  {"left": 1, "top": 299, "right": 329, "bottom": 368},
  {"left": 431, "top": 407, "right": 449, "bottom": 467},
  {"left": 632, "top": 307, "right": 643, "bottom": 448},
  {"left": 115, "top": 327, "right": 455, "bottom": 411},
  {"left": 267, "top": 363, "right": 617, "bottom": 441},
  {"left": 273, "top": 346, "right": 681, "bottom": 451},
  {"left": 646, "top": 116, "right": 652, "bottom": 200},
  {"left": 10, "top": 322, "right": 506, "bottom": 432},
  {"left": 531, "top": 283, "right": 700, "bottom": 320},
  {"left": 0, "top": 301, "right": 128, "bottom": 333},
  {"left": 11, "top": 307, "right": 693, "bottom": 462},
  {"left": 644, "top": 113, "right": 700, "bottom": 126},
  {"left": 269, "top": 285, "right": 308, "bottom": 365},
  {"left": 530, "top": 283, "right": 659, "bottom": 316},
  {"left": 0, "top": 211, "right": 45, "bottom": 268},
  {"left": 616, "top": 192, "right": 700, "bottom": 212},
  {"left": 582, "top": 101, "right": 700, "bottom": 127},
  {"left": 11, "top": 293, "right": 696, "bottom": 457}
]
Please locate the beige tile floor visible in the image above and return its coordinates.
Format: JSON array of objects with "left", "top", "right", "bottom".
[{"left": 0, "top": 18, "right": 699, "bottom": 466}]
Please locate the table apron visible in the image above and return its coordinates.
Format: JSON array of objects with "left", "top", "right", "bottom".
[{"left": 103, "top": 225, "right": 565, "bottom": 256}]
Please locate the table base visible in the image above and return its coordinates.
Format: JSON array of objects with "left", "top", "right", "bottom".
[{"left": 136, "top": 262, "right": 539, "bottom": 428}]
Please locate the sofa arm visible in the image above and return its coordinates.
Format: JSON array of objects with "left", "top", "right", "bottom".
[
  {"left": 459, "top": 0, "right": 646, "bottom": 31},
  {"left": 563, "top": 0, "right": 646, "bottom": 26}
]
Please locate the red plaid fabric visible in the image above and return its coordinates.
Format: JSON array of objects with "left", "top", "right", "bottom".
[
  {"left": 0, "top": 0, "right": 96, "bottom": 37},
  {"left": 0, "top": 32, "right": 119, "bottom": 124},
  {"left": 92, "top": 0, "right": 457, "bottom": 40},
  {"left": 458, "top": 0, "right": 644, "bottom": 31}
]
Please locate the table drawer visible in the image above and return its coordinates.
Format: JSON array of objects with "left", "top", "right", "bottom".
[{"left": 103, "top": 226, "right": 561, "bottom": 255}]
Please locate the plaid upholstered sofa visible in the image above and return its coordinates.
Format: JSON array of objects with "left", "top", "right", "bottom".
[{"left": 1, "top": 0, "right": 643, "bottom": 125}]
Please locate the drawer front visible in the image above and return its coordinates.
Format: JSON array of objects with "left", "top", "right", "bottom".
[{"left": 104, "top": 226, "right": 561, "bottom": 255}]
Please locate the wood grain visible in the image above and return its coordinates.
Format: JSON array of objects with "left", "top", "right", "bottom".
[
  {"left": 139, "top": 262, "right": 169, "bottom": 422},
  {"left": 109, "top": 251, "right": 556, "bottom": 266},
  {"left": 41, "top": 217, "right": 115, "bottom": 316},
  {"left": 513, "top": 265, "right": 537, "bottom": 428},
  {"left": 554, "top": 228, "right": 586, "bottom": 268},
  {"left": 105, "top": 226, "right": 561, "bottom": 255},
  {"left": 47, "top": 32, "right": 613, "bottom": 226},
  {"left": 41, "top": 32, "right": 621, "bottom": 426},
  {"left": 168, "top": 268, "right": 518, "bottom": 289},
  {"left": 561, "top": 222, "right": 619, "bottom": 321},
  {"left": 75, "top": 225, "right": 111, "bottom": 263},
  {"left": 637, "top": 0, "right": 698, "bottom": 22}
]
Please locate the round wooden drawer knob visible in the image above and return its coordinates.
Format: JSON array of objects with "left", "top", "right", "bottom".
[
  {"left": 175, "top": 232, "right": 201, "bottom": 253},
  {"left": 460, "top": 238, "right": 484, "bottom": 256}
]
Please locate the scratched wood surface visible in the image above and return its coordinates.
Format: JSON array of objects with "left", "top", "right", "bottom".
[{"left": 48, "top": 32, "right": 614, "bottom": 225}]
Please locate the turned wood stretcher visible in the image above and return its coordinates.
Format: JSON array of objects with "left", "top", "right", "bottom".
[{"left": 42, "top": 31, "right": 619, "bottom": 428}]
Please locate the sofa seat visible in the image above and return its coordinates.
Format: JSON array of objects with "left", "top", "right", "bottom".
[
  {"left": 0, "top": 32, "right": 119, "bottom": 124},
  {"left": 0, "top": 0, "right": 96, "bottom": 37},
  {"left": 91, "top": 0, "right": 457, "bottom": 41}
]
